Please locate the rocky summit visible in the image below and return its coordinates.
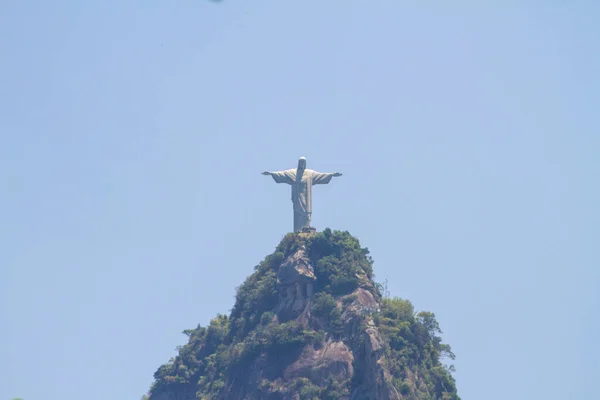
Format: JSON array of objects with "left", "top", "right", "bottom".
[{"left": 146, "top": 229, "right": 460, "bottom": 400}]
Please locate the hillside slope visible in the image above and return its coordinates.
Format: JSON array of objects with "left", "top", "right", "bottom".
[{"left": 147, "top": 229, "right": 460, "bottom": 400}]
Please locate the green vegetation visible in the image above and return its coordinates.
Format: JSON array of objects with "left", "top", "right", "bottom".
[
  {"left": 310, "top": 292, "right": 343, "bottom": 336},
  {"left": 308, "top": 228, "right": 374, "bottom": 295},
  {"left": 149, "top": 229, "right": 460, "bottom": 400},
  {"left": 374, "top": 298, "right": 459, "bottom": 399}
]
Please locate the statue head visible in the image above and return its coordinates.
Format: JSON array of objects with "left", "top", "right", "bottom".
[{"left": 298, "top": 157, "right": 307, "bottom": 170}]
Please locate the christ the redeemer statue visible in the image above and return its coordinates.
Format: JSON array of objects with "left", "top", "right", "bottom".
[{"left": 262, "top": 157, "right": 342, "bottom": 233}]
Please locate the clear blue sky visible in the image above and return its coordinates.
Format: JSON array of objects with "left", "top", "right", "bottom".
[{"left": 1, "top": 1, "right": 598, "bottom": 399}]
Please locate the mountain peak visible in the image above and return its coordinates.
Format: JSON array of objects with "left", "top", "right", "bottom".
[{"left": 147, "top": 229, "right": 460, "bottom": 400}]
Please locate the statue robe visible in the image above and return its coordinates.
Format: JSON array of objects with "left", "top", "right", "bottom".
[{"left": 269, "top": 168, "right": 335, "bottom": 232}]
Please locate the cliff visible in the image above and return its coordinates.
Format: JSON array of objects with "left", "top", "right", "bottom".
[{"left": 147, "top": 229, "right": 460, "bottom": 400}]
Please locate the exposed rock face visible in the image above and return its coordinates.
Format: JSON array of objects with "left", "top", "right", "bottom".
[
  {"left": 276, "top": 246, "right": 316, "bottom": 317},
  {"left": 363, "top": 323, "right": 401, "bottom": 400},
  {"left": 338, "top": 289, "right": 400, "bottom": 400},
  {"left": 236, "top": 250, "right": 398, "bottom": 399},
  {"left": 148, "top": 230, "right": 460, "bottom": 400},
  {"left": 284, "top": 339, "right": 354, "bottom": 383},
  {"left": 220, "top": 279, "right": 397, "bottom": 400}
]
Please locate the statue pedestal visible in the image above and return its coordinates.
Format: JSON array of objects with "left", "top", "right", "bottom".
[{"left": 300, "top": 227, "right": 316, "bottom": 234}]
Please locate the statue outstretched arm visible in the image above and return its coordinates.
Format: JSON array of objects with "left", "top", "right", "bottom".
[
  {"left": 263, "top": 169, "right": 295, "bottom": 184},
  {"left": 311, "top": 171, "right": 342, "bottom": 185}
]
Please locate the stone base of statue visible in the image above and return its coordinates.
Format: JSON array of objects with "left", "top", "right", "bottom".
[{"left": 300, "top": 226, "right": 317, "bottom": 235}]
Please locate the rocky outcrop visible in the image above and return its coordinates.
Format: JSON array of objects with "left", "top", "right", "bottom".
[
  {"left": 341, "top": 289, "right": 400, "bottom": 400},
  {"left": 363, "top": 322, "right": 401, "bottom": 400},
  {"left": 284, "top": 339, "right": 354, "bottom": 383},
  {"left": 276, "top": 246, "right": 316, "bottom": 317},
  {"left": 233, "top": 248, "right": 399, "bottom": 400}
]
